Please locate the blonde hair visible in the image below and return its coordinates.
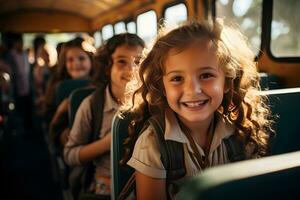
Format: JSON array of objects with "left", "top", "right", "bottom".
[{"left": 120, "top": 19, "right": 273, "bottom": 164}]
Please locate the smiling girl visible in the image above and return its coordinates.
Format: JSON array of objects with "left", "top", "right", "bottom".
[{"left": 120, "top": 20, "right": 273, "bottom": 200}]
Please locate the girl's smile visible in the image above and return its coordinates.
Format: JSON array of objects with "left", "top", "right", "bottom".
[{"left": 181, "top": 99, "right": 209, "bottom": 110}]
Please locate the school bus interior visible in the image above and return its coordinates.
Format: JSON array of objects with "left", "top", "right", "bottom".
[{"left": 0, "top": 0, "right": 300, "bottom": 200}]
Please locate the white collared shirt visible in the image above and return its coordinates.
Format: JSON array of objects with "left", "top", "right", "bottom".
[
  {"left": 64, "top": 86, "right": 119, "bottom": 178},
  {"left": 127, "top": 109, "right": 235, "bottom": 179}
]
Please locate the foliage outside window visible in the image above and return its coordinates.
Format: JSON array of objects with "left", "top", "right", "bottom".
[
  {"left": 216, "top": 0, "right": 262, "bottom": 56},
  {"left": 271, "top": 0, "right": 300, "bottom": 57}
]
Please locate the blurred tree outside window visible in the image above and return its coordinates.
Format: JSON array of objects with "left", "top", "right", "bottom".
[
  {"left": 271, "top": 0, "right": 300, "bottom": 57},
  {"left": 216, "top": 0, "right": 262, "bottom": 56}
]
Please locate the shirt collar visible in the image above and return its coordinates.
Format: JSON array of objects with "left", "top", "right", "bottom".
[
  {"left": 164, "top": 109, "right": 235, "bottom": 154},
  {"left": 103, "top": 86, "right": 119, "bottom": 112},
  {"left": 164, "top": 109, "right": 195, "bottom": 154}
]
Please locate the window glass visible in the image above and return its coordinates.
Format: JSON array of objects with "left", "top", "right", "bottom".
[
  {"left": 216, "top": 0, "right": 262, "bottom": 55},
  {"left": 94, "top": 31, "right": 102, "bottom": 48},
  {"left": 137, "top": 10, "right": 157, "bottom": 46},
  {"left": 271, "top": 0, "right": 300, "bottom": 57},
  {"left": 23, "top": 32, "right": 88, "bottom": 66},
  {"left": 127, "top": 21, "right": 136, "bottom": 34},
  {"left": 114, "top": 22, "right": 126, "bottom": 34},
  {"left": 164, "top": 3, "right": 187, "bottom": 25},
  {"left": 102, "top": 24, "right": 114, "bottom": 41}
]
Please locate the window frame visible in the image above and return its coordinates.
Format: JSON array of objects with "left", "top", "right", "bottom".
[{"left": 264, "top": 0, "right": 300, "bottom": 62}]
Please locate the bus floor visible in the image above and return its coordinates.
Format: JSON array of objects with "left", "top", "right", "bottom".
[{"left": 0, "top": 114, "right": 63, "bottom": 200}]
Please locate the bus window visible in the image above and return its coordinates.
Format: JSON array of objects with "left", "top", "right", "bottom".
[
  {"left": 114, "top": 21, "right": 126, "bottom": 34},
  {"left": 102, "top": 24, "right": 114, "bottom": 41},
  {"left": 23, "top": 33, "right": 82, "bottom": 66},
  {"left": 271, "top": 0, "right": 300, "bottom": 57},
  {"left": 164, "top": 3, "right": 187, "bottom": 26},
  {"left": 216, "top": 0, "right": 263, "bottom": 55},
  {"left": 137, "top": 10, "right": 157, "bottom": 46},
  {"left": 94, "top": 31, "right": 102, "bottom": 48},
  {"left": 127, "top": 21, "right": 136, "bottom": 34}
]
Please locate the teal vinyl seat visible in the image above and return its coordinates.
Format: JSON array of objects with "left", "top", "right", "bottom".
[
  {"left": 259, "top": 72, "right": 282, "bottom": 90},
  {"left": 68, "top": 87, "right": 96, "bottom": 127},
  {"left": 262, "top": 87, "right": 300, "bottom": 154},
  {"left": 55, "top": 79, "right": 91, "bottom": 106},
  {"left": 177, "top": 150, "right": 300, "bottom": 200},
  {"left": 111, "top": 113, "right": 136, "bottom": 200}
]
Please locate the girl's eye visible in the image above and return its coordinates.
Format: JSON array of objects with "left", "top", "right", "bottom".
[
  {"left": 200, "top": 73, "right": 213, "bottom": 79},
  {"left": 79, "top": 56, "right": 86, "bottom": 61},
  {"left": 117, "top": 59, "right": 127, "bottom": 65},
  {"left": 171, "top": 76, "right": 183, "bottom": 82}
]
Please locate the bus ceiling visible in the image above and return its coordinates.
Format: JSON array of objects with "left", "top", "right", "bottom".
[{"left": 0, "top": 0, "right": 152, "bottom": 33}]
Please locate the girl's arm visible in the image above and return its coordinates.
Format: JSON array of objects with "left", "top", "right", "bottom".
[
  {"left": 49, "top": 99, "right": 69, "bottom": 143},
  {"left": 135, "top": 171, "right": 167, "bottom": 200},
  {"left": 78, "top": 133, "right": 111, "bottom": 163}
]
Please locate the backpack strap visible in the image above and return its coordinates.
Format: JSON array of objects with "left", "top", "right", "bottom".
[
  {"left": 81, "top": 84, "right": 106, "bottom": 190},
  {"left": 90, "top": 84, "right": 106, "bottom": 140},
  {"left": 224, "top": 134, "right": 246, "bottom": 162},
  {"left": 148, "top": 115, "right": 186, "bottom": 181}
]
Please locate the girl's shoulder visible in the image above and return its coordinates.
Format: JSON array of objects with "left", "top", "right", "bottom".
[
  {"left": 135, "top": 125, "right": 158, "bottom": 149},
  {"left": 129, "top": 124, "right": 166, "bottom": 175}
]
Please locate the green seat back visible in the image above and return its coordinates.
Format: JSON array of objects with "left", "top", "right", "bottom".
[
  {"left": 263, "top": 87, "right": 300, "bottom": 154},
  {"left": 111, "top": 113, "right": 135, "bottom": 200},
  {"left": 177, "top": 151, "right": 300, "bottom": 200},
  {"left": 55, "top": 79, "right": 90, "bottom": 105},
  {"left": 68, "top": 87, "right": 96, "bottom": 127}
]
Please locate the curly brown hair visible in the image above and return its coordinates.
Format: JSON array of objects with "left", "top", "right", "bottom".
[
  {"left": 93, "top": 33, "right": 145, "bottom": 85},
  {"left": 120, "top": 19, "right": 273, "bottom": 165}
]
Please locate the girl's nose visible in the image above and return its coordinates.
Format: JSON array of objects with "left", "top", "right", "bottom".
[
  {"left": 73, "top": 58, "right": 82, "bottom": 68},
  {"left": 185, "top": 78, "right": 202, "bottom": 95}
]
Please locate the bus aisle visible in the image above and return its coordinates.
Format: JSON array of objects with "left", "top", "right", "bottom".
[{"left": 0, "top": 113, "right": 63, "bottom": 200}]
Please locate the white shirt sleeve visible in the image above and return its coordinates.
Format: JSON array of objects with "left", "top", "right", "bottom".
[
  {"left": 64, "top": 95, "right": 93, "bottom": 166},
  {"left": 127, "top": 126, "right": 166, "bottom": 179}
]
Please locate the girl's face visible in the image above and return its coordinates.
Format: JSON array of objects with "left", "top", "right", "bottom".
[
  {"left": 163, "top": 41, "right": 226, "bottom": 128},
  {"left": 110, "top": 44, "right": 143, "bottom": 100},
  {"left": 65, "top": 47, "right": 92, "bottom": 79}
]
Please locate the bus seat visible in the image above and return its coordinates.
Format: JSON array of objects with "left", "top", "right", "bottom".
[
  {"left": 111, "top": 88, "right": 300, "bottom": 199},
  {"left": 55, "top": 79, "right": 91, "bottom": 106},
  {"left": 262, "top": 87, "right": 300, "bottom": 154},
  {"left": 177, "top": 150, "right": 300, "bottom": 200},
  {"left": 68, "top": 87, "right": 96, "bottom": 127},
  {"left": 259, "top": 72, "right": 282, "bottom": 90},
  {"left": 111, "top": 113, "right": 135, "bottom": 200}
]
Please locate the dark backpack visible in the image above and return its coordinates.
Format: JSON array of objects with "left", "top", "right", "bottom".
[
  {"left": 69, "top": 84, "right": 109, "bottom": 200},
  {"left": 115, "top": 113, "right": 246, "bottom": 200}
]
